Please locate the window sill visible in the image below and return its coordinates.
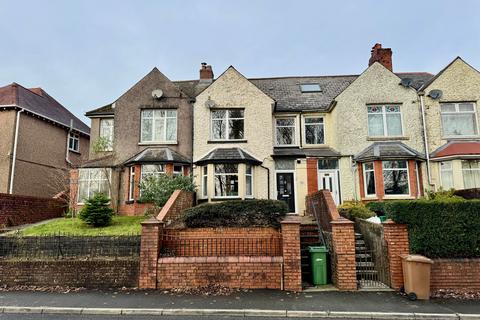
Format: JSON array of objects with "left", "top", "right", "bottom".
[
  {"left": 274, "top": 145, "right": 300, "bottom": 148},
  {"left": 302, "top": 144, "right": 327, "bottom": 148},
  {"left": 138, "top": 142, "right": 178, "bottom": 146},
  {"left": 125, "top": 200, "right": 134, "bottom": 205},
  {"left": 441, "top": 136, "right": 480, "bottom": 140},
  {"left": 69, "top": 149, "right": 81, "bottom": 154},
  {"left": 367, "top": 136, "right": 409, "bottom": 141},
  {"left": 211, "top": 197, "right": 242, "bottom": 201},
  {"left": 207, "top": 140, "right": 247, "bottom": 144}
]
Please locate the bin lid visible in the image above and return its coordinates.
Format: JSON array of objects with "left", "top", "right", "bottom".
[
  {"left": 402, "top": 254, "right": 433, "bottom": 264},
  {"left": 308, "top": 246, "right": 328, "bottom": 253}
]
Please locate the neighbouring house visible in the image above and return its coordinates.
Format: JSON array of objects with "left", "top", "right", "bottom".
[
  {"left": 420, "top": 57, "right": 480, "bottom": 190},
  {"left": 70, "top": 68, "right": 198, "bottom": 215},
  {"left": 0, "top": 83, "right": 89, "bottom": 198}
]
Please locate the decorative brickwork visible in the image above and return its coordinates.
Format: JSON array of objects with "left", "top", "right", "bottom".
[
  {"left": 430, "top": 259, "right": 480, "bottom": 292},
  {"left": 281, "top": 216, "right": 302, "bottom": 292},
  {"left": 0, "top": 259, "right": 138, "bottom": 289},
  {"left": 157, "top": 190, "right": 194, "bottom": 222},
  {"left": 331, "top": 218, "right": 357, "bottom": 290},
  {"left": 306, "top": 158, "right": 318, "bottom": 194},
  {"left": 157, "top": 256, "right": 282, "bottom": 289},
  {"left": 139, "top": 218, "right": 163, "bottom": 289},
  {"left": 0, "top": 193, "right": 65, "bottom": 227},
  {"left": 383, "top": 220, "right": 409, "bottom": 290}
]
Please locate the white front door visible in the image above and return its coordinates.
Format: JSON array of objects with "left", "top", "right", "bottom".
[{"left": 318, "top": 170, "right": 340, "bottom": 205}]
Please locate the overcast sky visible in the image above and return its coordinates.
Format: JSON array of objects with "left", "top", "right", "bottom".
[{"left": 1, "top": 0, "right": 479, "bottom": 124}]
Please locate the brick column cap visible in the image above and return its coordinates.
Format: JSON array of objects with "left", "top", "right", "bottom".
[
  {"left": 281, "top": 215, "right": 301, "bottom": 224},
  {"left": 141, "top": 217, "right": 164, "bottom": 226},
  {"left": 331, "top": 217, "right": 354, "bottom": 225}
]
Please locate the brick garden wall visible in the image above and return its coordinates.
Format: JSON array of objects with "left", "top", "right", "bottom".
[
  {"left": 157, "top": 190, "right": 193, "bottom": 222},
  {"left": 0, "top": 193, "right": 65, "bottom": 227},
  {"left": 0, "top": 259, "right": 139, "bottom": 289},
  {"left": 430, "top": 259, "right": 480, "bottom": 292},
  {"left": 157, "top": 256, "right": 282, "bottom": 289}
]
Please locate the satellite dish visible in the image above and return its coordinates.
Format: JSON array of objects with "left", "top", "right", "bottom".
[
  {"left": 428, "top": 89, "right": 443, "bottom": 100},
  {"left": 205, "top": 99, "right": 216, "bottom": 108},
  {"left": 400, "top": 78, "right": 413, "bottom": 87},
  {"left": 152, "top": 89, "right": 163, "bottom": 99}
]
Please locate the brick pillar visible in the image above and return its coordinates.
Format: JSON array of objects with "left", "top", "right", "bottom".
[
  {"left": 331, "top": 218, "right": 357, "bottom": 290},
  {"left": 69, "top": 169, "right": 79, "bottom": 213},
  {"left": 281, "top": 216, "right": 302, "bottom": 292},
  {"left": 306, "top": 158, "right": 318, "bottom": 194},
  {"left": 383, "top": 220, "right": 409, "bottom": 290},
  {"left": 374, "top": 160, "right": 385, "bottom": 200},
  {"left": 139, "top": 218, "right": 163, "bottom": 289}
]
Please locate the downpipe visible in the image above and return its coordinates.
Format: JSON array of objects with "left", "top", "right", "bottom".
[{"left": 419, "top": 93, "right": 435, "bottom": 189}]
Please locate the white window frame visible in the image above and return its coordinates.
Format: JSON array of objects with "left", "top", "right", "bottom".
[
  {"left": 202, "top": 166, "right": 208, "bottom": 198},
  {"left": 275, "top": 117, "right": 297, "bottom": 146},
  {"left": 213, "top": 164, "right": 240, "bottom": 198},
  {"left": 245, "top": 164, "right": 253, "bottom": 198},
  {"left": 68, "top": 132, "right": 80, "bottom": 152},
  {"left": 99, "top": 118, "right": 114, "bottom": 151},
  {"left": 140, "top": 164, "right": 165, "bottom": 182},
  {"left": 77, "top": 168, "right": 111, "bottom": 204},
  {"left": 303, "top": 116, "right": 325, "bottom": 146},
  {"left": 367, "top": 105, "right": 404, "bottom": 137},
  {"left": 173, "top": 165, "right": 183, "bottom": 176},
  {"left": 210, "top": 109, "right": 245, "bottom": 141},
  {"left": 140, "top": 109, "right": 178, "bottom": 144},
  {"left": 461, "top": 160, "right": 480, "bottom": 189},
  {"left": 362, "top": 162, "right": 376, "bottom": 197},
  {"left": 439, "top": 161, "right": 454, "bottom": 190},
  {"left": 440, "top": 102, "right": 479, "bottom": 138},
  {"left": 128, "top": 166, "right": 135, "bottom": 201},
  {"left": 382, "top": 160, "right": 410, "bottom": 197}
]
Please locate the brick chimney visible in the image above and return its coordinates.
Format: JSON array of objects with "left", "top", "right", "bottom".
[
  {"left": 199, "top": 62, "right": 214, "bottom": 83},
  {"left": 368, "top": 43, "right": 393, "bottom": 71}
]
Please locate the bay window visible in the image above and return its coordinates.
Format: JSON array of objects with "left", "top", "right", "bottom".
[
  {"left": 304, "top": 117, "right": 324, "bottom": 145},
  {"left": 441, "top": 103, "right": 478, "bottom": 137},
  {"left": 141, "top": 164, "right": 164, "bottom": 181},
  {"left": 363, "top": 162, "right": 376, "bottom": 196},
  {"left": 367, "top": 105, "right": 403, "bottom": 137},
  {"left": 141, "top": 109, "right": 177, "bottom": 143},
  {"left": 128, "top": 166, "right": 135, "bottom": 201},
  {"left": 77, "top": 168, "right": 110, "bottom": 203},
  {"left": 100, "top": 118, "right": 114, "bottom": 151},
  {"left": 173, "top": 165, "right": 183, "bottom": 176},
  {"left": 275, "top": 118, "right": 296, "bottom": 146},
  {"left": 440, "top": 161, "right": 453, "bottom": 189},
  {"left": 202, "top": 166, "right": 208, "bottom": 198},
  {"left": 214, "top": 164, "right": 239, "bottom": 197},
  {"left": 211, "top": 109, "right": 244, "bottom": 140},
  {"left": 462, "top": 160, "right": 480, "bottom": 188},
  {"left": 383, "top": 160, "right": 409, "bottom": 195},
  {"left": 245, "top": 165, "right": 253, "bottom": 198}
]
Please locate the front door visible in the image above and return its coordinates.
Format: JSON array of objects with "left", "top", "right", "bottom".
[
  {"left": 318, "top": 170, "right": 340, "bottom": 205},
  {"left": 276, "top": 172, "right": 295, "bottom": 212}
]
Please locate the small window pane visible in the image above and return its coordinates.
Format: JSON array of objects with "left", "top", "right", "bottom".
[
  {"left": 212, "top": 110, "right": 226, "bottom": 119},
  {"left": 228, "top": 119, "right": 244, "bottom": 139},
  {"left": 276, "top": 127, "right": 294, "bottom": 145},
  {"left": 276, "top": 118, "right": 295, "bottom": 126},
  {"left": 459, "top": 103, "right": 475, "bottom": 112},
  {"left": 215, "top": 164, "right": 238, "bottom": 174},
  {"left": 364, "top": 162, "right": 374, "bottom": 171},
  {"left": 275, "top": 160, "right": 295, "bottom": 170},
  {"left": 318, "top": 159, "right": 338, "bottom": 169},
  {"left": 368, "top": 114, "right": 384, "bottom": 136},
  {"left": 386, "top": 113, "right": 403, "bottom": 136},
  {"left": 229, "top": 109, "right": 244, "bottom": 118},
  {"left": 441, "top": 104, "right": 456, "bottom": 112}
]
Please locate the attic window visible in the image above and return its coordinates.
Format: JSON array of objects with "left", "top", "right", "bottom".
[{"left": 300, "top": 83, "right": 321, "bottom": 93}]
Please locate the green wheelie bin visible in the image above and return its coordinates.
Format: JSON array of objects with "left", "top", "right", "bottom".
[{"left": 309, "top": 246, "right": 329, "bottom": 285}]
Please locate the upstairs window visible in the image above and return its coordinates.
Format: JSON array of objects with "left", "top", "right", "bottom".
[
  {"left": 383, "top": 160, "right": 409, "bottom": 196},
  {"left": 211, "top": 109, "right": 244, "bottom": 140},
  {"left": 141, "top": 109, "right": 177, "bottom": 143},
  {"left": 100, "top": 118, "right": 114, "bottom": 151},
  {"left": 441, "top": 103, "right": 478, "bottom": 137},
  {"left": 214, "top": 164, "right": 239, "bottom": 197},
  {"left": 300, "top": 83, "right": 321, "bottom": 93},
  {"left": 68, "top": 132, "right": 80, "bottom": 152},
  {"left": 367, "top": 105, "right": 403, "bottom": 137},
  {"left": 275, "top": 118, "right": 296, "bottom": 146},
  {"left": 462, "top": 160, "right": 480, "bottom": 189},
  {"left": 304, "top": 117, "right": 325, "bottom": 145}
]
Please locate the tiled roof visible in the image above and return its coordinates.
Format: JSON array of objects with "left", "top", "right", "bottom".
[
  {"left": 195, "top": 147, "right": 262, "bottom": 165},
  {"left": 354, "top": 141, "right": 424, "bottom": 162},
  {"left": 272, "top": 147, "right": 340, "bottom": 158},
  {"left": 123, "top": 147, "right": 191, "bottom": 165},
  {"left": 430, "top": 141, "right": 480, "bottom": 160},
  {"left": 0, "top": 82, "right": 90, "bottom": 134}
]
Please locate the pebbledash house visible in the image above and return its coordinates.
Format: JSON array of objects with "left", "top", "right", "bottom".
[{"left": 70, "top": 44, "right": 480, "bottom": 215}]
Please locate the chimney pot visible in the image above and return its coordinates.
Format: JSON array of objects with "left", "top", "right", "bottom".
[
  {"left": 199, "top": 63, "right": 214, "bottom": 82},
  {"left": 368, "top": 43, "right": 393, "bottom": 71}
]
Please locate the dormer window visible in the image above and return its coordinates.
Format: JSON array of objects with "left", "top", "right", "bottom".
[{"left": 300, "top": 83, "right": 321, "bottom": 93}]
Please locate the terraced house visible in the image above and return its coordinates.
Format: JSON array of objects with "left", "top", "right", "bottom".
[{"left": 71, "top": 44, "right": 480, "bottom": 215}]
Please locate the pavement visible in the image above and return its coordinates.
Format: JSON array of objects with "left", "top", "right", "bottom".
[{"left": 0, "top": 289, "right": 478, "bottom": 319}]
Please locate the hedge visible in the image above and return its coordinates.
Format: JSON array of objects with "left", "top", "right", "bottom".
[
  {"left": 454, "top": 188, "right": 480, "bottom": 200},
  {"left": 183, "top": 200, "right": 288, "bottom": 228},
  {"left": 385, "top": 200, "right": 480, "bottom": 258}
]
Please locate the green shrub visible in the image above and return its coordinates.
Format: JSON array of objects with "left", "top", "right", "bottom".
[
  {"left": 338, "top": 201, "right": 375, "bottom": 220},
  {"left": 425, "top": 188, "right": 463, "bottom": 201},
  {"left": 365, "top": 201, "right": 387, "bottom": 215},
  {"left": 183, "top": 200, "right": 288, "bottom": 228},
  {"left": 78, "top": 193, "right": 114, "bottom": 227},
  {"left": 385, "top": 200, "right": 480, "bottom": 258},
  {"left": 139, "top": 174, "right": 196, "bottom": 207}
]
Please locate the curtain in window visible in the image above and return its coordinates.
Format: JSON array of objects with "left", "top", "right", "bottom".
[
  {"left": 440, "top": 161, "right": 453, "bottom": 189},
  {"left": 462, "top": 160, "right": 480, "bottom": 188},
  {"left": 442, "top": 114, "right": 477, "bottom": 136}
]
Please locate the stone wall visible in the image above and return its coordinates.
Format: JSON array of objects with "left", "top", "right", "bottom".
[{"left": 0, "top": 193, "right": 65, "bottom": 227}]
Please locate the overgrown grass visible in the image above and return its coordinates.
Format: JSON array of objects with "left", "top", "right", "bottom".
[{"left": 18, "top": 216, "right": 146, "bottom": 236}]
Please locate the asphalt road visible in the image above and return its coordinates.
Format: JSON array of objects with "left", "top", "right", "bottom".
[{"left": 0, "top": 315, "right": 319, "bottom": 320}]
